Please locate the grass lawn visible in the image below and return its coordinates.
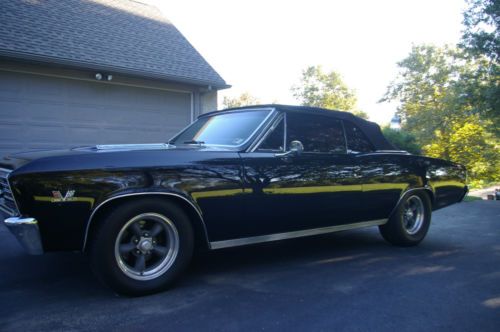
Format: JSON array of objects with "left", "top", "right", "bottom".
[{"left": 463, "top": 195, "right": 483, "bottom": 202}]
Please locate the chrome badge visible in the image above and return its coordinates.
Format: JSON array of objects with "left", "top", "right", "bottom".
[{"left": 52, "top": 190, "right": 76, "bottom": 202}]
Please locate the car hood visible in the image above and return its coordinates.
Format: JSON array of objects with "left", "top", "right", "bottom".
[{"left": 1, "top": 143, "right": 236, "bottom": 175}]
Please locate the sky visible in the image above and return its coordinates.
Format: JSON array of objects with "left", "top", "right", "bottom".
[{"left": 147, "top": 0, "right": 466, "bottom": 125}]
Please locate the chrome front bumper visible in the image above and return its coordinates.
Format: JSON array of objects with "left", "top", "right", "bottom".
[{"left": 4, "top": 216, "right": 44, "bottom": 255}]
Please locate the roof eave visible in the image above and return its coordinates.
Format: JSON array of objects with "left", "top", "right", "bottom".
[{"left": 0, "top": 50, "right": 230, "bottom": 90}]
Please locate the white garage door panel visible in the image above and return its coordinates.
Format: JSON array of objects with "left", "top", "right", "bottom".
[
  {"left": 0, "top": 100, "right": 24, "bottom": 122},
  {"left": 26, "top": 102, "right": 69, "bottom": 123},
  {"left": 0, "top": 123, "right": 20, "bottom": 139},
  {"left": 0, "top": 70, "right": 192, "bottom": 157}
]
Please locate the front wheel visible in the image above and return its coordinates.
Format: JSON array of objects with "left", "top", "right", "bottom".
[
  {"left": 379, "top": 191, "right": 432, "bottom": 246},
  {"left": 89, "top": 198, "right": 194, "bottom": 296}
]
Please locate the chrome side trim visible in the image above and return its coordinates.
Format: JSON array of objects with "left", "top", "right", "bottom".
[
  {"left": 4, "top": 217, "right": 44, "bottom": 255},
  {"left": 209, "top": 219, "right": 387, "bottom": 249},
  {"left": 375, "top": 150, "right": 410, "bottom": 154},
  {"left": 358, "top": 150, "right": 410, "bottom": 156},
  {"left": 82, "top": 192, "right": 208, "bottom": 251}
]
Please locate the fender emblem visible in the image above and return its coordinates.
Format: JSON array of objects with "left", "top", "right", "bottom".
[{"left": 52, "top": 190, "right": 76, "bottom": 202}]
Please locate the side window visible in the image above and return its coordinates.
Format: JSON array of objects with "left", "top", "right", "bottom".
[
  {"left": 256, "top": 117, "right": 284, "bottom": 152},
  {"left": 344, "top": 121, "right": 374, "bottom": 153},
  {"left": 287, "top": 113, "right": 346, "bottom": 153}
]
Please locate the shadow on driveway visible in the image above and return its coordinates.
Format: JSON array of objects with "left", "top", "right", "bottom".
[{"left": 0, "top": 201, "right": 499, "bottom": 331}]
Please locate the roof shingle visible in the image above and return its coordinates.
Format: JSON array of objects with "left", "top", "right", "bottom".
[{"left": 0, "top": 0, "right": 228, "bottom": 88}]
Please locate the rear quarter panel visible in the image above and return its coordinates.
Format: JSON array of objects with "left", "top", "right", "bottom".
[
  {"left": 355, "top": 153, "right": 426, "bottom": 219},
  {"left": 354, "top": 153, "right": 467, "bottom": 217},
  {"left": 424, "top": 157, "right": 468, "bottom": 210}
]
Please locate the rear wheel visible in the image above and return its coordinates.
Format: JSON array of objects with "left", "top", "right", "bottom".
[
  {"left": 379, "top": 191, "right": 431, "bottom": 246},
  {"left": 89, "top": 198, "right": 194, "bottom": 296}
]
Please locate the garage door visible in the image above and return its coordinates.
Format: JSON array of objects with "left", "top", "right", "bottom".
[{"left": 0, "top": 70, "right": 192, "bottom": 157}]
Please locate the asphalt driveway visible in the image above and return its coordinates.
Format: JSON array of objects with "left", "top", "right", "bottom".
[{"left": 0, "top": 200, "right": 499, "bottom": 331}]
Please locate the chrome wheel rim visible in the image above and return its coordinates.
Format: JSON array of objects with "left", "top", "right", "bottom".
[
  {"left": 114, "top": 213, "right": 179, "bottom": 281},
  {"left": 402, "top": 195, "right": 424, "bottom": 235}
]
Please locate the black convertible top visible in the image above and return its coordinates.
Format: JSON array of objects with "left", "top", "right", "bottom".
[{"left": 202, "top": 104, "right": 395, "bottom": 151}]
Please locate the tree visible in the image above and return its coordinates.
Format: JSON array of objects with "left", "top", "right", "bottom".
[
  {"left": 380, "top": 1, "right": 500, "bottom": 186},
  {"left": 459, "top": 0, "right": 500, "bottom": 135},
  {"left": 381, "top": 44, "right": 499, "bottom": 185},
  {"left": 461, "top": 0, "right": 499, "bottom": 62},
  {"left": 453, "top": 53, "right": 499, "bottom": 135},
  {"left": 291, "top": 66, "right": 368, "bottom": 118},
  {"left": 424, "top": 116, "right": 499, "bottom": 187},
  {"left": 381, "top": 127, "right": 421, "bottom": 155},
  {"left": 222, "top": 92, "right": 259, "bottom": 109},
  {"left": 381, "top": 45, "right": 460, "bottom": 145}
]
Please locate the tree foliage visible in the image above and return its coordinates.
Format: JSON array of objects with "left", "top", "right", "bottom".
[
  {"left": 381, "top": 45, "right": 459, "bottom": 145},
  {"left": 424, "top": 116, "right": 499, "bottom": 187},
  {"left": 461, "top": 0, "right": 499, "bottom": 62},
  {"left": 382, "top": 44, "right": 499, "bottom": 186},
  {"left": 381, "top": 0, "right": 500, "bottom": 186},
  {"left": 460, "top": 0, "right": 500, "bottom": 133},
  {"left": 381, "top": 127, "right": 422, "bottom": 155},
  {"left": 222, "top": 92, "right": 259, "bottom": 109},
  {"left": 292, "top": 66, "right": 368, "bottom": 119}
]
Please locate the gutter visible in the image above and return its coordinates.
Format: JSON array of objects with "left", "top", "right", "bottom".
[{"left": 0, "top": 50, "right": 231, "bottom": 90}]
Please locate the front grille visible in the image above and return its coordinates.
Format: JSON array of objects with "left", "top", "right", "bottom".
[{"left": 0, "top": 168, "right": 19, "bottom": 216}]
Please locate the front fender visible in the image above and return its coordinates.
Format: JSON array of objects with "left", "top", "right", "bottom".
[
  {"left": 82, "top": 190, "right": 207, "bottom": 251},
  {"left": 9, "top": 169, "right": 213, "bottom": 251}
]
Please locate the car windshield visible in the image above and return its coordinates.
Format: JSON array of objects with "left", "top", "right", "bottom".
[{"left": 170, "top": 110, "right": 272, "bottom": 147}]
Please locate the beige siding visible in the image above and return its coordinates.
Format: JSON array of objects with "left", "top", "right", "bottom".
[{"left": 200, "top": 91, "right": 218, "bottom": 114}]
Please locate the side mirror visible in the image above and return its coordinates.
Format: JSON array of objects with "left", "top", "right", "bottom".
[
  {"left": 289, "top": 140, "right": 304, "bottom": 155},
  {"left": 275, "top": 140, "right": 304, "bottom": 158}
]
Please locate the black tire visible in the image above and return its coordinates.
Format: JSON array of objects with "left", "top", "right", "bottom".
[
  {"left": 379, "top": 191, "right": 432, "bottom": 247},
  {"left": 89, "top": 198, "right": 194, "bottom": 296}
]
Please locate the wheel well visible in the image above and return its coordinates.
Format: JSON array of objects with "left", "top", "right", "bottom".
[
  {"left": 83, "top": 194, "right": 210, "bottom": 252},
  {"left": 403, "top": 187, "right": 435, "bottom": 207},
  {"left": 423, "top": 188, "right": 435, "bottom": 207},
  {"left": 389, "top": 187, "right": 435, "bottom": 219}
]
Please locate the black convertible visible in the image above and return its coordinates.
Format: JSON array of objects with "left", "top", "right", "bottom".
[{"left": 0, "top": 105, "right": 467, "bottom": 295}]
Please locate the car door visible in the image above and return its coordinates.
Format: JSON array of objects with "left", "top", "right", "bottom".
[
  {"left": 343, "top": 120, "right": 415, "bottom": 219},
  {"left": 237, "top": 111, "right": 365, "bottom": 239}
]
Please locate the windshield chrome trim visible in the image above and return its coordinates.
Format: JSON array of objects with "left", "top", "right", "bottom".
[
  {"left": 0, "top": 167, "right": 20, "bottom": 216},
  {"left": 169, "top": 108, "right": 277, "bottom": 149},
  {"left": 248, "top": 112, "right": 284, "bottom": 152},
  {"left": 283, "top": 112, "right": 288, "bottom": 151}
]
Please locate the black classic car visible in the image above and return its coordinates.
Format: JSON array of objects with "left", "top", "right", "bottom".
[{"left": 0, "top": 105, "right": 467, "bottom": 295}]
